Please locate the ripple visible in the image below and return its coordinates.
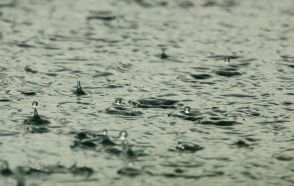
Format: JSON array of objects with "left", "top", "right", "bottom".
[
  {"left": 21, "top": 90, "right": 36, "bottom": 96},
  {"left": 0, "top": 161, "right": 13, "bottom": 176},
  {"left": 215, "top": 67, "right": 243, "bottom": 77},
  {"left": 129, "top": 98, "right": 179, "bottom": 109},
  {"left": 190, "top": 74, "right": 212, "bottom": 80},
  {"left": 24, "top": 66, "right": 38, "bottom": 74},
  {"left": 23, "top": 116, "right": 50, "bottom": 125},
  {"left": 105, "top": 107, "right": 143, "bottom": 117},
  {"left": 201, "top": 119, "right": 238, "bottom": 126},
  {"left": 26, "top": 125, "right": 49, "bottom": 133},
  {"left": 231, "top": 139, "right": 252, "bottom": 148},
  {"left": 169, "top": 142, "right": 204, "bottom": 153},
  {"left": 168, "top": 107, "right": 203, "bottom": 121},
  {"left": 0, "top": 97, "right": 10, "bottom": 102},
  {"left": 117, "top": 166, "right": 151, "bottom": 177},
  {"left": 87, "top": 11, "right": 117, "bottom": 21}
]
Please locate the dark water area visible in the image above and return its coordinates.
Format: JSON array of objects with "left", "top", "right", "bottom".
[{"left": 0, "top": 0, "right": 294, "bottom": 185}]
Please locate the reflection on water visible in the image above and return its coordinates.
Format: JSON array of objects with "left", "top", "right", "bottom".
[{"left": 1, "top": 0, "right": 294, "bottom": 185}]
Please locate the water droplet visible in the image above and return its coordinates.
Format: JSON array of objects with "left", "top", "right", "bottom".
[
  {"left": 32, "top": 101, "right": 39, "bottom": 118},
  {"left": 160, "top": 48, "right": 168, "bottom": 59},
  {"left": 119, "top": 130, "right": 128, "bottom": 141},
  {"left": 224, "top": 57, "right": 230, "bottom": 64},
  {"left": 115, "top": 98, "right": 123, "bottom": 105},
  {"left": 102, "top": 129, "right": 108, "bottom": 136},
  {"left": 176, "top": 142, "right": 185, "bottom": 150},
  {"left": 184, "top": 106, "right": 191, "bottom": 114},
  {"left": 32, "top": 101, "right": 38, "bottom": 108},
  {"left": 75, "top": 74, "right": 86, "bottom": 96}
]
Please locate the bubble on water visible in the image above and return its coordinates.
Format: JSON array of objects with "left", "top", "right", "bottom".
[
  {"left": 115, "top": 98, "right": 123, "bottom": 105},
  {"left": 76, "top": 74, "right": 80, "bottom": 80},
  {"left": 184, "top": 106, "right": 191, "bottom": 114}
]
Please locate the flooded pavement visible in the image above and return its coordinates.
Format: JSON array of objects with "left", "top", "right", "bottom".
[{"left": 0, "top": 0, "right": 294, "bottom": 185}]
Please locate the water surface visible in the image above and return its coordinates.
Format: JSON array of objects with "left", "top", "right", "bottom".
[{"left": 0, "top": 0, "right": 294, "bottom": 185}]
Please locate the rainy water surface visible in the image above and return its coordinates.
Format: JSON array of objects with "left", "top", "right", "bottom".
[{"left": 1, "top": 0, "right": 294, "bottom": 185}]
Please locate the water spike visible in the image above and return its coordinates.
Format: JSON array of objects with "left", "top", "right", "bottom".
[
  {"left": 160, "top": 48, "right": 168, "bottom": 59},
  {"left": 74, "top": 74, "right": 86, "bottom": 96},
  {"left": 32, "top": 101, "right": 38, "bottom": 108},
  {"left": 32, "top": 101, "right": 39, "bottom": 118},
  {"left": 102, "top": 129, "right": 108, "bottom": 136}
]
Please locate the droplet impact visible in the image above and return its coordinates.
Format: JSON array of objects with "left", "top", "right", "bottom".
[
  {"left": 118, "top": 130, "right": 136, "bottom": 157},
  {"left": 115, "top": 98, "right": 123, "bottom": 105},
  {"left": 102, "top": 129, "right": 108, "bottom": 136},
  {"left": 74, "top": 74, "right": 86, "bottom": 96},
  {"left": 160, "top": 48, "right": 168, "bottom": 59},
  {"left": 176, "top": 141, "right": 185, "bottom": 150},
  {"left": 224, "top": 57, "right": 230, "bottom": 64},
  {"left": 175, "top": 141, "right": 204, "bottom": 153},
  {"left": 32, "top": 101, "right": 39, "bottom": 118},
  {"left": 184, "top": 106, "right": 191, "bottom": 114},
  {"left": 100, "top": 129, "right": 116, "bottom": 146},
  {"left": 24, "top": 101, "right": 50, "bottom": 125},
  {"left": 32, "top": 101, "right": 38, "bottom": 108},
  {"left": 119, "top": 130, "right": 128, "bottom": 142}
]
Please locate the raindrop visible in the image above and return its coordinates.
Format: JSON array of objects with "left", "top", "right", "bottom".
[
  {"left": 74, "top": 74, "right": 86, "bottom": 96},
  {"left": 118, "top": 130, "right": 135, "bottom": 157},
  {"left": 176, "top": 141, "right": 185, "bottom": 150},
  {"left": 184, "top": 106, "right": 191, "bottom": 114},
  {"left": 160, "top": 48, "right": 168, "bottom": 59},
  {"left": 175, "top": 141, "right": 204, "bottom": 153},
  {"left": 102, "top": 129, "right": 108, "bottom": 136},
  {"left": 32, "top": 101, "right": 38, "bottom": 108},
  {"left": 100, "top": 129, "right": 115, "bottom": 146},
  {"left": 115, "top": 98, "right": 123, "bottom": 105},
  {"left": 224, "top": 57, "right": 230, "bottom": 64},
  {"left": 118, "top": 130, "right": 128, "bottom": 142},
  {"left": 32, "top": 101, "right": 39, "bottom": 118},
  {"left": 117, "top": 130, "right": 128, "bottom": 145}
]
